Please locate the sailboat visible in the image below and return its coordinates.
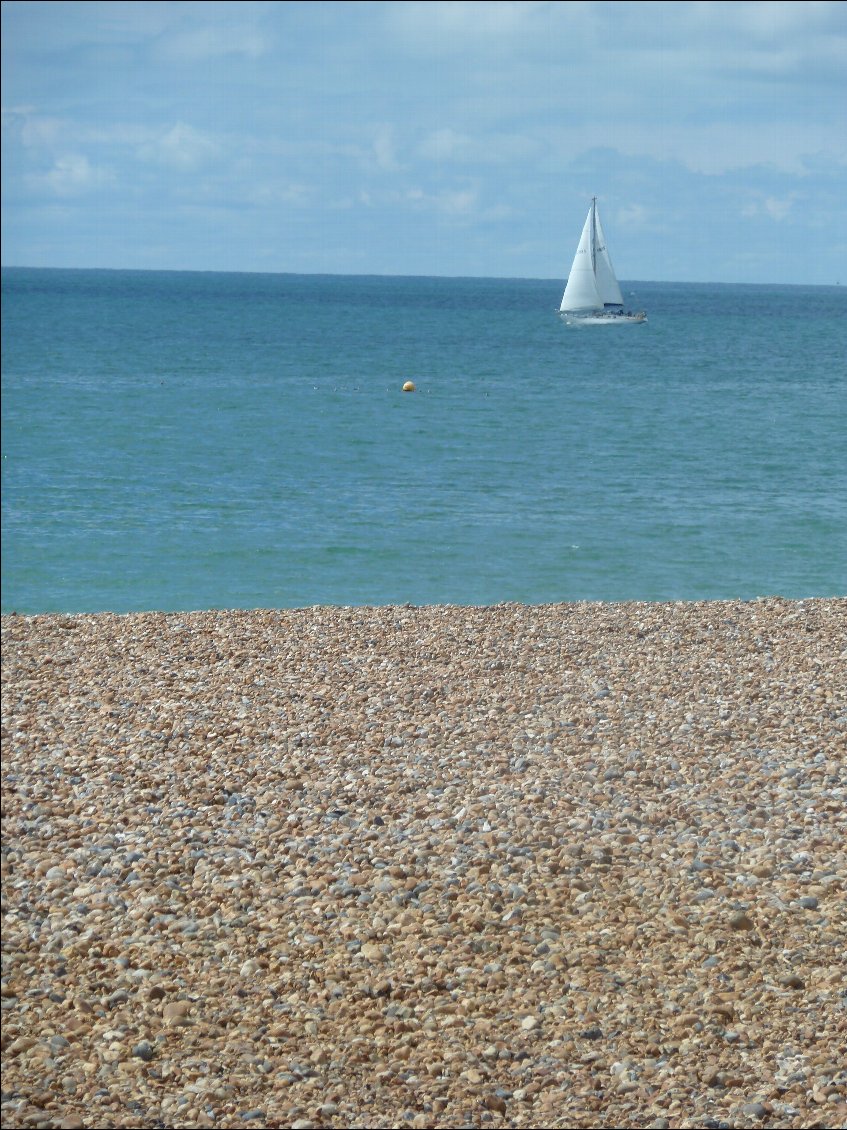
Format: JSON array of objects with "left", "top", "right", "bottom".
[{"left": 560, "top": 197, "right": 646, "bottom": 324}]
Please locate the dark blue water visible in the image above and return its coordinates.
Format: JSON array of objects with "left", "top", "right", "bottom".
[{"left": 2, "top": 268, "right": 845, "bottom": 612}]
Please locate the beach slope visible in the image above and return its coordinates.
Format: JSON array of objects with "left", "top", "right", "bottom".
[{"left": 2, "top": 599, "right": 845, "bottom": 1128}]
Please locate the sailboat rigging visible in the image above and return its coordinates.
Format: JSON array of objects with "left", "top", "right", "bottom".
[{"left": 560, "top": 198, "right": 646, "bottom": 324}]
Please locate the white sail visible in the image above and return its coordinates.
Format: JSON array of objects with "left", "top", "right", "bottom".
[
  {"left": 593, "top": 207, "right": 624, "bottom": 307},
  {"left": 560, "top": 198, "right": 627, "bottom": 312},
  {"left": 560, "top": 207, "right": 602, "bottom": 312}
]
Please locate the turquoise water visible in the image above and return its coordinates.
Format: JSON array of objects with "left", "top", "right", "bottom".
[{"left": 2, "top": 267, "right": 845, "bottom": 613}]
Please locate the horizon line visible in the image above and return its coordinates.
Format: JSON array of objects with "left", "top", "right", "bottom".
[{"left": 1, "top": 264, "right": 842, "bottom": 289}]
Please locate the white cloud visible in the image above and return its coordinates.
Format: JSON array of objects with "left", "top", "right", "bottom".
[
  {"left": 2, "top": 107, "right": 71, "bottom": 153},
  {"left": 615, "top": 203, "right": 651, "bottom": 230},
  {"left": 29, "top": 153, "right": 116, "bottom": 196},
  {"left": 387, "top": 0, "right": 553, "bottom": 52},
  {"left": 763, "top": 195, "right": 796, "bottom": 221},
  {"left": 355, "top": 183, "right": 481, "bottom": 218},
  {"left": 372, "top": 125, "right": 401, "bottom": 172},
  {"left": 715, "top": 0, "right": 842, "bottom": 41},
  {"left": 417, "top": 128, "right": 535, "bottom": 166},
  {"left": 246, "top": 180, "right": 312, "bottom": 207},
  {"left": 404, "top": 185, "right": 480, "bottom": 217},
  {"left": 154, "top": 23, "right": 268, "bottom": 63},
  {"left": 742, "top": 192, "right": 799, "bottom": 221},
  {"left": 418, "top": 128, "right": 469, "bottom": 163},
  {"left": 136, "top": 123, "right": 220, "bottom": 171},
  {"left": 431, "top": 188, "right": 477, "bottom": 216},
  {"left": 550, "top": 117, "right": 844, "bottom": 177}
]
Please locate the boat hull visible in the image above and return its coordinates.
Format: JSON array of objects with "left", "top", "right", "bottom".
[{"left": 561, "top": 311, "right": 647, "bottom": 325}]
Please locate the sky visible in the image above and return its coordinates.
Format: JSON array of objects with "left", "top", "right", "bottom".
[{"left": 2, "top": 0, "right": 846, "bottom": 283}]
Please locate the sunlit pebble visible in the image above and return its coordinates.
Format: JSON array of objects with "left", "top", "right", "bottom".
[{"left": 1, "top": 598, "right": 845, "bottom": 1129}]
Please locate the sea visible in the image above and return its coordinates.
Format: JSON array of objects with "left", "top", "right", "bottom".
[{"left": 2, "top": 267, "right": 845, "bottom": 614}]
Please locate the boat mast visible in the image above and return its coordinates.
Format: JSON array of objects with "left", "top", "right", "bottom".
[{"left": 590, "top": 196, "right": 597, "bottom": 278}]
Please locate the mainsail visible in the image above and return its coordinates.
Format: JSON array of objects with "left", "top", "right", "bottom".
[
  {"left": 560, "top": 198, "right": 624, "bottom": 313},
  {"left": 560, "top": 207, "right": 600, "bottom": 312}
]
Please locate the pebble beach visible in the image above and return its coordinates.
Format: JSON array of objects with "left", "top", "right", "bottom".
[{"left": 2, "top": 598, "right": 845, "bottom": 1130}]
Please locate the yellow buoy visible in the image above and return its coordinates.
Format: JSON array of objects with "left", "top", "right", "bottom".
[{"left": 402, "top": 380, "right": 416, "bottom": 392}]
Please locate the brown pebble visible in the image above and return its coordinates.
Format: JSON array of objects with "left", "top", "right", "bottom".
[{"left": 2, "top": 597, "right": 844, "bottom": 1130}]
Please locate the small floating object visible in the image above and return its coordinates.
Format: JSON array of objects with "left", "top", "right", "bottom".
[{"left": 402, "top": 380, "right": 416, "bottom": 392}]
